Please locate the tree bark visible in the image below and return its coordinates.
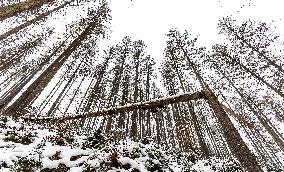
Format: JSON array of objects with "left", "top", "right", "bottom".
[
  {"left": 225, "top": 52, "right": 284, "bottom": 98},
  {"left": 225, "top": 23, "right": 284, "bottom": 74},
  {"left": 2, "top": 24, "right": 94, "bottom": 116},
  {"left": 22, "top": 91, "right": 206, "bottom": 122},
  {"left": 130, "top": 50, "right": 141, "bottom": 139},
  {"left": 0, "top": 0, "right": 74, "bottom": 41},
  {"left": 184, "top": 53, "right": 263, "bottom": 172},
  {"left": 0, "top": 39, "right": 66, "bottom": 111},
  {"left": 0, "top": 0, "right": 54, "bottom": 21}
]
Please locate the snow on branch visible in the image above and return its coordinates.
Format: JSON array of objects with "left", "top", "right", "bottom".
[{"left": 22, "top": 91, "right": 206, "bottom": 123}]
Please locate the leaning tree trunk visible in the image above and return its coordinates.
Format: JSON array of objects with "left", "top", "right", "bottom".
[
  {"left": 2, "top": 23, "right": 96, "bottom": 116},
  {"left": 185, "top": 54, "right": 263, "bottom": 172},
  {"left": 0, "top": 0, "right": 74, "bottom": 41},
  {"left": 23, "top": 91, "right": 206, "bottom": 122},
  {"left": 224, "top": 23, "right": 284, "bottom": 74},
  {"left": 2, "top": 1, "right": 110, "bottom": 116},
  {"left": 216, "top": 63, "right": 284, "bottom": 152},
  {"left": 0, "top": 0, "right": 55, "bottom": 21},
  {"left": 0, "top": 39, "right": 66, "bottom": 111},
  {"left": 204, "top": 86, "right": 263, "bottom": 172},
  {"left": 224, "top": 52, "right": 284, "bottom": 99},
  {"left": 46, "top": 60, "right": 83, "bottom": 116}
]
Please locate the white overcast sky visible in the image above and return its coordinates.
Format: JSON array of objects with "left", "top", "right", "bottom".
[
  {"left": 2, "top": 0, "right": 284, "bottom": 109},
  {"left": 108, "top": 0, "right": 284, "bottom": 62}
]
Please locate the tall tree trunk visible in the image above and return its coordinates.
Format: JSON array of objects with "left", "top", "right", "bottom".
[
  {"left": 164, "top": 110, "right": 176, "bottom": 147},
  {"left": 64, "top": 75, "right": 85, "bottom": 114},
  {"left": 83, "top": 55, "right": 111, "bottom": 113},
  {"left": 105, "top": 51, "right": 126, "bottom": 133},
  {"left": 46, "top": 60, "right": 83, "bottom": 116},
  {"left": 186, "top": 55, "right": 263, "bottom": 172},
  {"left": 224, "top": 23, "right": 284, "bottom": 74},
  {"left": 77, "top": 55, "right": 111, "bottom": 128},
  {"left": 167, "top": 50, "right": 209, "bottom": 157},
  {"left": 0, "top": 0, "right": 74, "bottom": 41},
  {"left": 2, "top": 22, "right": 97, "bottom": 116},
  {"left": 0, "top": 37, "right": 42, "bottom": 71},
  {"left": 116, "top": 74, "right": 130, "bottom": 140},
  {"left": 225, "top": 52, "right": 284, "bottom": 98},
  {"left": 0, "top": 0, "right": 54, "bottom": 21},
  {"left": 145, "top": 62, "right": 151, "bottom": 137},
  {"left": 130, "top": 51, "right": 140, "bottom": 139},
  {"left": 215, "top": 63, "right": 284, "bottom": 152},
  {"left": 187, "top": 101, "right": 209, "bottom": 158},
  {"left": 0, "top": 39, "right": 65, "bottom": 111}
]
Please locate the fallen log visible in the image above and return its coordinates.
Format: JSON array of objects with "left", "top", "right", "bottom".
[{"left": 22, "top": 91, "right": 206, "bottom": 123}]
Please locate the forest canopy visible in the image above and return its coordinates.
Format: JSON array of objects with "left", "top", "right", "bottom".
[{"left": 0, "top": 0, "right": 283, "bottom": 171}]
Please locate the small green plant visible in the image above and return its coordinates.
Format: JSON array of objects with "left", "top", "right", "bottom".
[
  {"left": 45, "top": 135, "right": 65, "bottom": 146},
  {"left": 82, "top": 129, "right": 105, "bottom": 149},
  {"left": 146, "top": 159, "right": 162, "bottom": 172},
  {"left": 4, "top": 130, "right": 34, "bottom": 145},
  {"left": 0, "top": 117, "right": 7, "bottom": 128},
  {"left": 0, "top": 116, "right": 8, "bottom": 123},
  {"left": 0, "top": 161, "right": 9, "bottom": 169},
  {"left": 13, "top": 157, "right": 42, "bottom": 172},
  {"left": 107, "top": 151, "right": 121, "bottom": 168},
  {"left": 130, "top": 147, "right": 142, "bottom": 159}
]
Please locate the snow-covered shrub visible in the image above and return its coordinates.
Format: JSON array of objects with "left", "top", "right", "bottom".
[
  {"left": 41, "top": 163, "right": 70, "bottom": 172},
  {"left": 190, "top": 158, "right": 243, "bottom": 172},
  {"left": 0, "top": 117, "right": 246, "bottom": 172},
  {"left": 4, "top": 128, "right": 36, "bottom": 145},
  {"left": 82, "top": 129, "right": 106, "bottom": 149},
  {"left": 12, "top": 157, "right": 42, "bottom": 172},
  {"left": 266, "top": 164, "right": 284, "bottom": 172},
  {"left": 0, "top": 116, "right": 8, "bottom": 128},
  {"left": 44, "top": 134, "right": 66, "bottom": 146},
  {"left": 0, "top": 161, "right": 9, "bottom": 169}
]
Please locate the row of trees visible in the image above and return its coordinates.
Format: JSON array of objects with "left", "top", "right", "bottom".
[{"left": 0, "top": 0, "right": 283, "bottom": 171}]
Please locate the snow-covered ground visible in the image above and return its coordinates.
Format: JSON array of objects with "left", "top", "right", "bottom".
[{"left": 0, "top": 116, "right": 242, "bottom": 172}]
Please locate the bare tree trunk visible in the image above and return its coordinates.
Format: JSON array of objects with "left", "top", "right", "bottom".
[
  {"left": 145, "top": 62, "right": 151, "bottom": 137},
  {"left": 0, "top": 0, "right": 54, "bottom": 21},
  {"left": 186, "top": 55, "right": 263, "bottom": 172},
  {"left": 0, "top": 39, "right": 66, "bottom": 111},
  {"left": 23, "top": 91, "right": 206, "bottom": 122},
  {"left": 166, "top": 49, "right": 209, "bottom": 157},
  {"left": 187, "top": 101, "right": 209, "bottom": 158},
  {"left": 46, "top": 60, "right": 83, "bottom": 116},
  {"left": 2, "top": 23, "right": 95, "bottom": 116},
  {"left": 204, "top": 86, "right": 263, "bottom": 171},
  {"left": 0, "top": 0, "right": 74, "bottom": 41},
  {"left": 224, "top": 22, "right": 284, "bottom": 73},
  {"left": 226, "top": 52, "right": 284, "bottom": 98},
  {"left": 217, "top": 64, "right": 284, "bottom": 152},
  {"left": 130, "top": 51, "right": 140, "bottom": 139},
  {"left": 105, "top": 51, "right": 126, "bottom": 133}
]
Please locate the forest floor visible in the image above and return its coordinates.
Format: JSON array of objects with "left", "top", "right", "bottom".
[{"left": 0, "top": 116, "right": 242, "bottom": 172}]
